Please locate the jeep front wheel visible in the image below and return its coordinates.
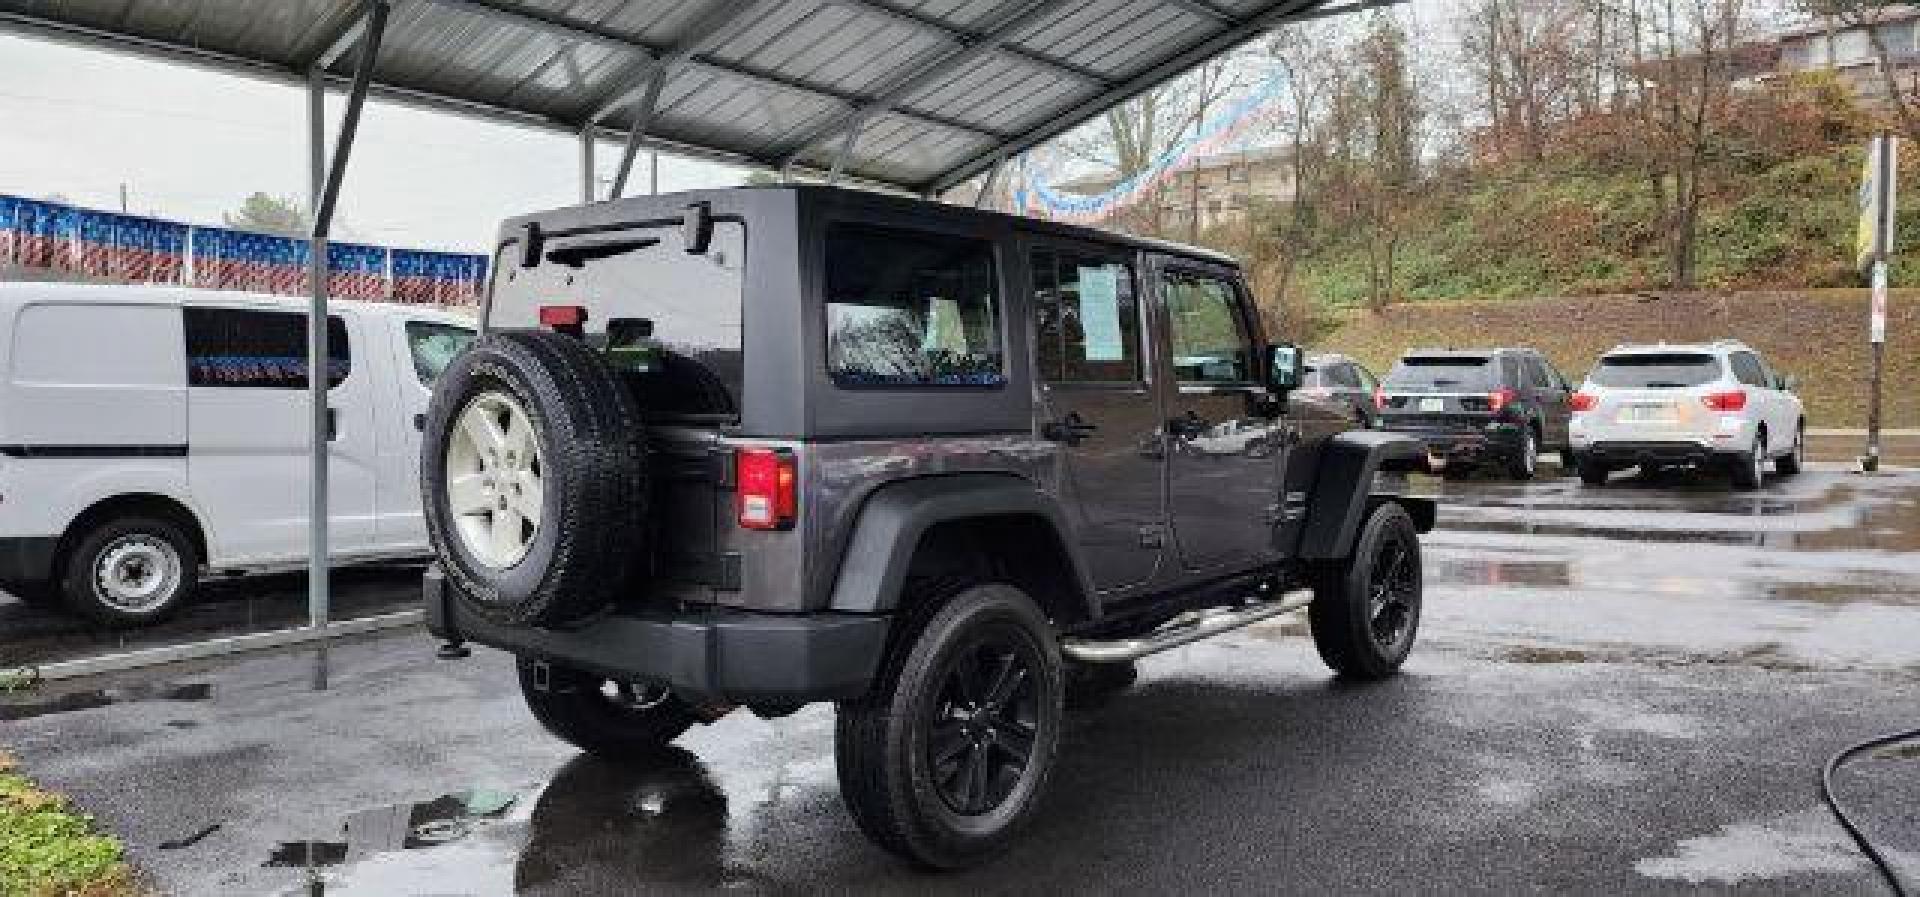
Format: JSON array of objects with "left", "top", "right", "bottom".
[
  {"left": 517, "top": 659, "right": 700, "bottom": 756},
  {"left": 835, "top": 583, "right": 1064, "bottom": 869},
  {"left": 1309, "top": 503, "right": 1422, "bottom": 680}
]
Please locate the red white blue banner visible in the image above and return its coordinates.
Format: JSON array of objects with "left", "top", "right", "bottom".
[{"left": 0, "top": 194, "right": 485, "bottom": 304}]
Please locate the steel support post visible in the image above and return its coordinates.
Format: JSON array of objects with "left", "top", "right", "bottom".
[{"left": 306, "top": 0, "right": 389, "bottom": 690}]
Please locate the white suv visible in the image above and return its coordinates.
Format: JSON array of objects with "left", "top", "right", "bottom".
[{"left": 1567, "top": 340, "right": 1805, "bottom": 490}]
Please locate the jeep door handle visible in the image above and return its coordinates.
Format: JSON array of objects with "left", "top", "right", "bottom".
[{"left": 1042, "top": 413, "right": 1098, "bottom": 445}]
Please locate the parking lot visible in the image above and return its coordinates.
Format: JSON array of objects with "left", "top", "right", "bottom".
[{"left": 3, "top": 464, "right": 1917, "bottom": 895}]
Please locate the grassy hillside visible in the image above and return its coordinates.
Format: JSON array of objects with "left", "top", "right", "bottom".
[
  {"left": 1316, "top": 289, "right": 1918, "bottom": 428},
  {"left": 1290, "top": 145, "right": 1917, "bottom": 306}
]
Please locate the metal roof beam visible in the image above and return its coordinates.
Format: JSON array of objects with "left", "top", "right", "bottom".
[
  {"left": 924, "top": 0, "right": 1401, "bottom": 194},
  {"left": 293, "top": 0, "right": 386, "bottom": 71},
  {"left": 420, "top": 0, "right": 1005, "bottom": 142},
  {"left": 828, "top": 0, "right": 1108, "bottom": 88},
  {"left": 777, "top": 0, "right": 1071, "bottom": 168},
  {"left": 1155, "top": 0, "right": 1239, "bottom": 24},
  {"left": 585, "top": 0, "right": 767, "bottom": 124}
]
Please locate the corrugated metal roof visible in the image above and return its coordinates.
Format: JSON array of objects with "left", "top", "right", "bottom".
[{"left": 0, "top": 0, "right": 1390, "bottom": 193}]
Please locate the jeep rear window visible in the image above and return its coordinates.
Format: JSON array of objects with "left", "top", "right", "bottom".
[
  {"left": 825, "top": 223, "right": 1004, "bottom": 388},
  {"left": 1590, "top": 353, "right": 1721, "bottom": 388},
  {"left": 487, "top": 220, "right": 745, "bottom": 419},
  {"left": 1385, "top": 356, "right": 1493, "bottom": 391}
]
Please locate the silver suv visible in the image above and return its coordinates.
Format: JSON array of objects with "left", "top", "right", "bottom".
[{"left": 1567, "top": 340, "right": 1805, "bottom": 489}]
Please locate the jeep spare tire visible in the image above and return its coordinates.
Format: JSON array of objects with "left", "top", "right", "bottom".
[{"left": 422, "top": 328, "right": 649, "bottom": 626}]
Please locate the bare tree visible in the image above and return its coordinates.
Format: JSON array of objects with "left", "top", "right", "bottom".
[{"left": 1618, "top": 0, "right": 1759, "bottom": 289}]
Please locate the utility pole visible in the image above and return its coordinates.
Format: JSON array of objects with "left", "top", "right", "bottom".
[{"left": 1860, "top": 132, "right": 1897, "bottom": 473}]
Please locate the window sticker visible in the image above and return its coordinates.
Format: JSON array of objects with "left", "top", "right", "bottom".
[{"left": 1078, "top": 265, "right": 1124, "bottom": 362}]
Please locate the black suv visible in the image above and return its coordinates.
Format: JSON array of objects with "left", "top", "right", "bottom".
[
  {"left": 419, "top": 186, "right": 1434, "bottom": 869},
  {"left": 1376, "top": 347, "right": 1573, "bottom": 479}
]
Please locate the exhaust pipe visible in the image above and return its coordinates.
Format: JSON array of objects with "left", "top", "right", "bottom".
[{"left": 1060, "top": 589, "right": 1315, "bottom": 663}]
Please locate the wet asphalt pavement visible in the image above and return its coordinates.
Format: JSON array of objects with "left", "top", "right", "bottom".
[{"left": 3, "top": 464, "right": 1918, "bottom": 895}]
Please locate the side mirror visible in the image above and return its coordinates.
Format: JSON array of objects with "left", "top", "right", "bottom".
[
  {"left": 1266, "top": 343, "right": 1304, "bottom": 391},
  {"left": 681, "top": 201, "right": 713, "bottom": 254}
]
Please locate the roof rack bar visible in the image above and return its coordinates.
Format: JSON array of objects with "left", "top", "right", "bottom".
[{"left": 924, "top": 0, "right": 1404, "bottom": 194}]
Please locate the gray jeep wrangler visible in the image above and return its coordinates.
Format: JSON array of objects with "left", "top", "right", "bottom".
[{"left": 420, "top": 185, "right": 1433, "bottom": 869}]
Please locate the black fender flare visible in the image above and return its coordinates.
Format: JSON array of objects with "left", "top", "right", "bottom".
[
  {"left": 1297, "top": 431, "right": 1435, "bottom": 559},
  {"left": 827, "top": 473, "right": 1095, "bottom": 618}
]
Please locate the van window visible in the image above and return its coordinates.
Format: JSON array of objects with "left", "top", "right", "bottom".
[
  {"left": 406, "top": 320, "right": 475, "bottom": 385},
  {"left": 825, "top": 223, "right": 1004, "bottom": 388},
  {"left": 183, "top": 308, "right": 349, "bottom": 389}
]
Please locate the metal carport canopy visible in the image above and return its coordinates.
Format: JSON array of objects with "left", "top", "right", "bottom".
[{"left": 0, "top": 0, "right": 1392, "bottom": 195}]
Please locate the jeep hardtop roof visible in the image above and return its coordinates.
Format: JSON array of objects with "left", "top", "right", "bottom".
[{"left": 496, "top": 184, "right": 1241, "bottom": 269}]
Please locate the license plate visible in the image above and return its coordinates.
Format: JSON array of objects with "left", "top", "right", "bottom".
[
  {"left": 1419, "top": 397, "right": 1445, "bottom": 412},
  {"left": 1621, "top": 403, "right": 1677, "bottom": 423}
]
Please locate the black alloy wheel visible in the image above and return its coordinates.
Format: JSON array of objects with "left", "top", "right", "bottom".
[
  {"left": 1309, "top": 502, "right": 1423, "bottom": 679},
  {"left": 1365, "top": 527, "right": 1419, "bottom": 654},
  {"left": 927, "top": 636, "right": 1042, "bottom": 816}
]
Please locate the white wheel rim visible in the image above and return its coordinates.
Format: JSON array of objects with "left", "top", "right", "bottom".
[
  {"left": 446, "top": 390, "right": 544, "bottom": 569},
  {"left": 95, "top": 535, "right": 181, "bottom": 613}
]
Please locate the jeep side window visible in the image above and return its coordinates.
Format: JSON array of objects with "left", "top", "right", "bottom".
[
  {"left": 1162, "top": 271, "right": 1252, "bottom": 384},
  {"left": 1030, "top": 249, "right": 1141, "bottom": 383},
  {"left": 825, "top": 224, "right": 1004, "bottom": 388}
]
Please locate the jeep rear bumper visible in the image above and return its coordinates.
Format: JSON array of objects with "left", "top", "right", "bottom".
[{"left": 424, "top": 564, "right": 890, "bottom": 705}]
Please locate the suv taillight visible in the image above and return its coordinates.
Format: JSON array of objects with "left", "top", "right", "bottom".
[
  {"left": 1702, "top": 389, "right": 1747, "bottom": 412},
  {"left": 736, "top": 448, "right": 796, "bottom": 531},
  {"left": 1488, "top": 388, "right": 1518, "bottom": 413},
  {"left": 1569, "top": 392, "right": 1597, "bottom": 412}
]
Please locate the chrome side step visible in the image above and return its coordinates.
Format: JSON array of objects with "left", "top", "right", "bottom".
[{"left": 1060, "top": 589, "right": 1315, "bottom": 664}]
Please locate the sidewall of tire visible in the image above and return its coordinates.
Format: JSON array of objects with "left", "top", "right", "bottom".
[
  {"left": 59, "top": 516, "right": 198, "bottom": 627},
  {"left": 1309, "top": 503, "right": 1422, "bottom": 679},
  {"left": 837, "top": 583, "right": 1064, "bottom": 869},
  {"left": 421, "top": 330, "right": 648, "bottom": 626}
]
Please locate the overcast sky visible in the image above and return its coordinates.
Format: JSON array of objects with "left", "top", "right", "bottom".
[
  {"left": 0, "top": 1, "right": 1474, "bottom": 253},
  {"left": 0, "top": 32, "right": 749, "bottom": 252}
]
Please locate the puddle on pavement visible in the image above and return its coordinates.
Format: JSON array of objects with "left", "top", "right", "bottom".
[
  {"left": 1493, "top": 642, "right": 1829, "bottom": 673},
  {"left": 0, "top": 680, "right": 213, "bottom": 721},
  {"left": 1444, "top": 518, "right": 1794, "bottom": 546},
  {"left": 1762, "top": 580, "right": 1920, "bottom": 607},
  {"left": 274, "top": 750, "right": 766, "bottom": 895}
]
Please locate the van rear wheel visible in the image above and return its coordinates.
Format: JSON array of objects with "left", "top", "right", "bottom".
[{"left": 58, "top": 517, "right": 198, "bottom": 627}]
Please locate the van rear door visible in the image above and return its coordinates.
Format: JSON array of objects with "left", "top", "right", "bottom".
[{"left": 184, "top": 306, "right": 377, "bottom": 564}]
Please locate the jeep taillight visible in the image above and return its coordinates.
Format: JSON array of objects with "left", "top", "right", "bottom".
[
  {"left": 736, "top": 448, "right": 796, "bottom": 531},
  {"left": 538, "top": 304, "right": 588, "bottom": 336},
  {"left": 1702, "top": 389, "right": 1747, "bottom": 412},
  {"left": 1569, "top": 392, "right": 1597, "bottom": 412}
]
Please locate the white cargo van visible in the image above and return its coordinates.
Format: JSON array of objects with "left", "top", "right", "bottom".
[{"left": 0, "top": 284, "right": 474, "bottom": 626}]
